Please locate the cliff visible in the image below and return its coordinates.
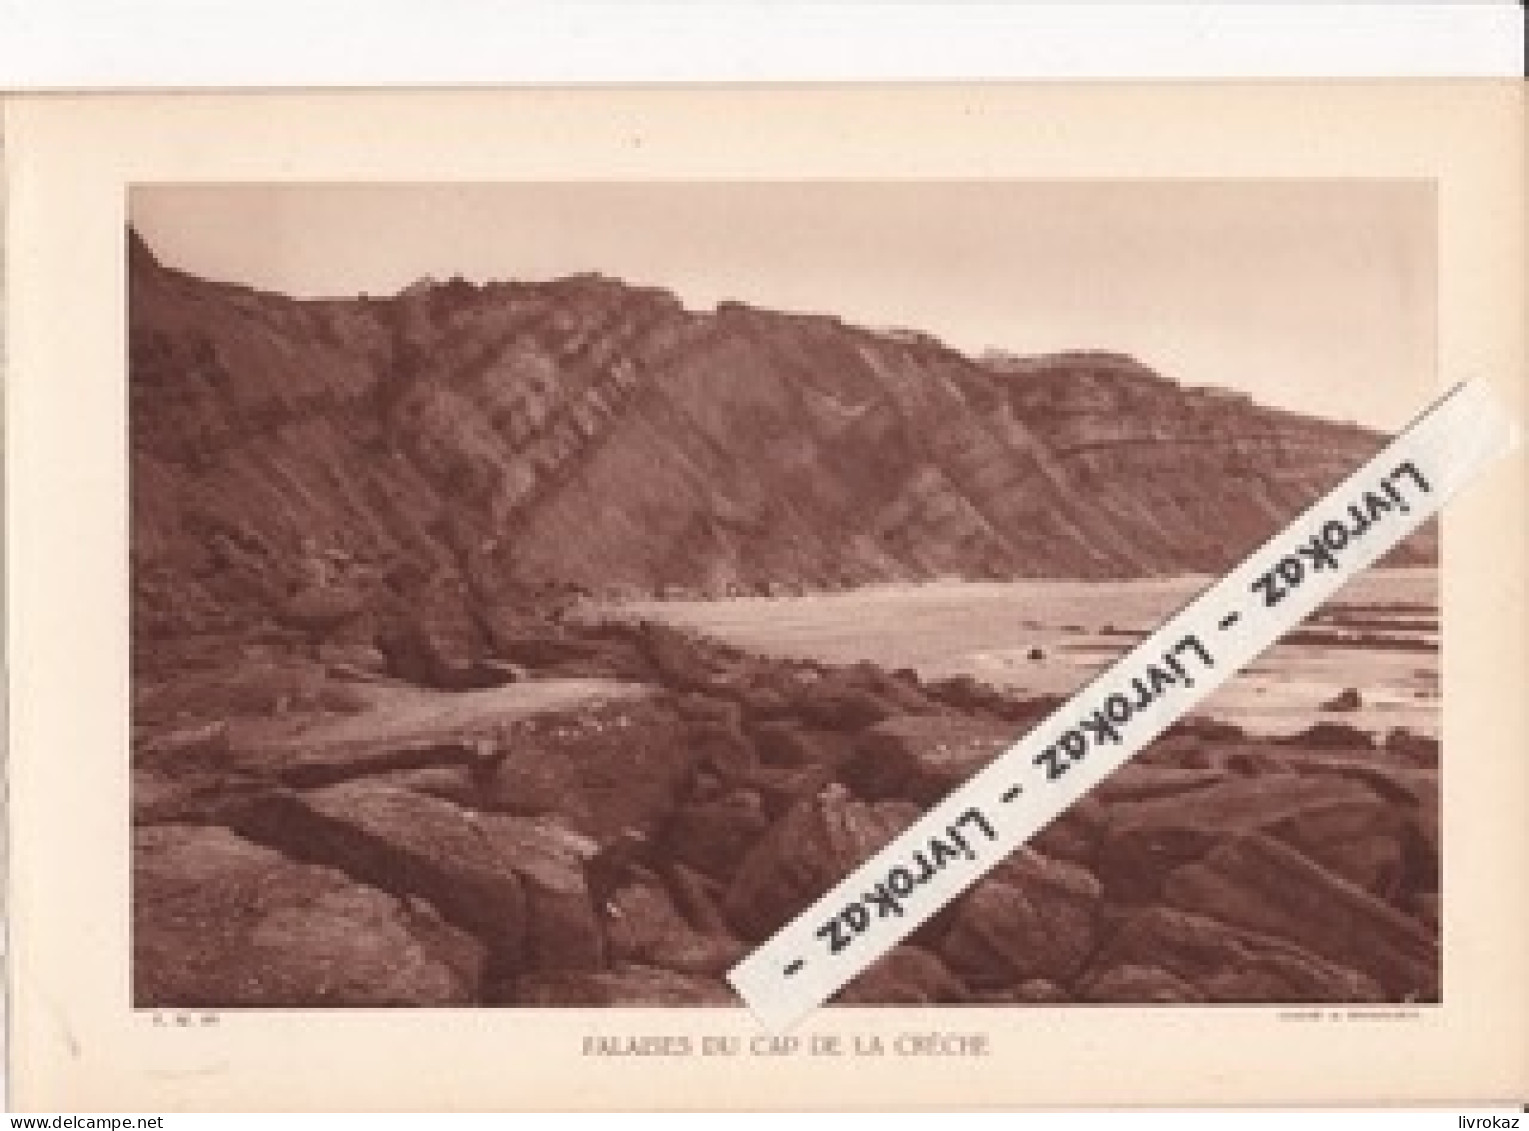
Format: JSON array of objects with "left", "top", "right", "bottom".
[{"left": 128, "top": 228, "right": 1432, "bottom": 646}]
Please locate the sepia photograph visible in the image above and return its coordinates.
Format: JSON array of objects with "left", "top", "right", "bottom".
[
  {"left": 6, "top": 83, "right": 1522, "bottom": 1112},
  {"left": 127, "top": 180, "right": 1442, "bottom": 1011}
]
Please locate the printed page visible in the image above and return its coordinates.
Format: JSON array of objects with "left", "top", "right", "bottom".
[{"left": 4, "top": 83, "right": 1525, "bottom": 1111}]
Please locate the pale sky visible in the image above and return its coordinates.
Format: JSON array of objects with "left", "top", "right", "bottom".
[{"left": 130, "top": 181, "right": 1434, "bottom": 431}]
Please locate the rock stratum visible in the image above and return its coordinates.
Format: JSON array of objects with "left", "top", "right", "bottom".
[{"left": 130, "top": 228, "right": 1432, "bottom": 653}]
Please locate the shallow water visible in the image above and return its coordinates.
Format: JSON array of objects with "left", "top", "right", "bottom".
[{"left": 617, "top": 567, "right": 1439, "bottom": 739}]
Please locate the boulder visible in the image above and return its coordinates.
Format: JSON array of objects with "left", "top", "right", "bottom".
[
  {"left": 1274, "top": 757, "right": 1439, "bottom": 895},
  {"left": 229, "top": 783, "right": 533, "bottom": 969},
  {"left": 1084, "top": 904, "right": 1384, "bottom": 1003},
  {"left": 512, "top": 964, "right": 736, "bottom": 1007},
  {"left": 602, "top": 879, "right": 746, "bottom": 978},
  {"left": 1278, "top": 810, "right": 1405, "bottom": 900},
  {"left": 723, "top": 789, "right": 920, "bottom": 940},
  {"left": 603, "top": 879, "right": 696, "bottom": 959},
  {"left": 1321, "top": 687, "right": 1363, "bottom": 713},
  {"left": 842, "top": 715, "right": 1015, "bottom": 806},
  {"left": 938, "top": 848, "right": 1103, "bottom": 988},
  {"left": 834, "top": 946, "right": 970, "bottom": 1005},
  {"left": 1314, "top": 768, "right": 1429, "bottom": 888},
  {"left": 468, "top": 748, "right": 579, "bottom": 820},
  {"left": 660, "top": 793, "right": 772, "bottom": 882},
  {"left": 1094, "top": 773, "right": 1406, "bottom": 902},
  {"left": 135, "top": 824, "right": 484, "bottom": 1007},
  {"left": 480, "top": 813, "right": 605, "bottom": 974},
  {"left": 478, "top": 701, "right": 699, "bottom": 840},
  {"left": 1162, "top": 833, "right": 1438, "bottom": 1000}
]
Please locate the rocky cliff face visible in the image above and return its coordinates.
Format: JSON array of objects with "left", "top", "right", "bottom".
[{"left": 129, "top": 228, "right": 1432, "bottom": 646}]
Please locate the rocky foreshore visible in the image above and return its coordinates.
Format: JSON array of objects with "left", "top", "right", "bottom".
[{"left": 133, "top": 615, "right": 1440, "bottom": 1009}]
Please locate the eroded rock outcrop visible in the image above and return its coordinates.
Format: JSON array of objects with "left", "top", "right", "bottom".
[
  {"left": 842, "top": 715, "right": 1016, "bottom": 805},
  {"left": 227, "top": 783, "right": 536, "bottom": 971},
  {"left": 130, "top": 228, "right": 1431, "bottom": 651},
  {"left": 602, "top": 879, "right": 747, "bottom": 979},
  {"left": 1160, "top": 833, "right": 1438, "bottom": 1001},
  {"left": 938, "top": 849, "right": 1104, "bottom": 989},
  {"left": 1095, "top": 773, "right": 1406, "bottom": 902},
  {"left": 134, "top": 824, "right": 485, "bottom": 1007},
  {"left": 723, "top": 789, "right": 920, "bottom": 941},
  {"left": 130, "top": 647, "right": 1441, "bottom": 1009},
  {"left": 1082, "top": 904, "right": 1384, "bottom": 1004}
]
